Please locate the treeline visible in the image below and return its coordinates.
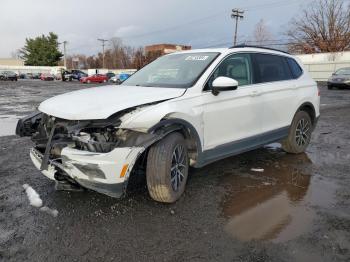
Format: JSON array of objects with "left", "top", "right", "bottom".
[{"left": 63, "top": 38, "right": 161, "bottom": 70}]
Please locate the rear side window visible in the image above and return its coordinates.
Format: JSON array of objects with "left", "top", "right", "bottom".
[
  {"left": 252, "top": 53, "right": 292, "bottom": 83},
  {"left": 287, "top": 58, "right": 303, "bottom": 79}
]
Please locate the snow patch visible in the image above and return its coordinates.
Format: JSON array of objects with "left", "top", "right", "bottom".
[
  {"left": 40, "top": 206, "right": 59, "bottom": 217},
  {"left": 251, "top": 168, "right": 264, "bottom": 172},
  {"left": 23, "top": 184, "right": 58, "bottom": 217},
  {"left": 264, "top": 143, "right": 281, "bottom": 150},
  {"left": 23, "top": 184, "right": 43, "bottom": 207}
]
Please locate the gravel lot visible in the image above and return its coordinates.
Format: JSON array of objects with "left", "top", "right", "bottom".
[{"left": 0, "top": 80, "right": 349, "bottom": 261}]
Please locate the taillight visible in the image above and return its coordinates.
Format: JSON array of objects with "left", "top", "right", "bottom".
[{"left": 317, "top": 87, "right": 321, "bottom": 96}]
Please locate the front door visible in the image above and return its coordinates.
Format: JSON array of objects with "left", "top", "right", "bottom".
[{"left": 201, "top": 53, "right": 263, "bottom": 154}]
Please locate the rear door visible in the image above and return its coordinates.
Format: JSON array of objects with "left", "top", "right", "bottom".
[{"left": 251, "top": 53, "right": 297, "bottom": 133}]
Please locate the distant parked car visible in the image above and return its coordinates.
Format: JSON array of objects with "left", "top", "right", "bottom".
[
  {"left": 105, "top": 72, "right": 115, "bottom": 80},
  {"left": 327, "top": 67, "right": 350, "bottom": 89},
  {"left": 109, "top": 74, "right": 119, "bottom": 83},
  {"left": 54, "top": 73, "right": 61, "bottom": 80},
  {"left": 0, "top": 71, "right": 17, "bottom": 81},
  {"left": 26, "top": 73, "right": 34, "bottom": 79},
  {"left": 40, "top": 73, "right": 55, "bottom": 81},
  {"left": 32, "top": 73, "right": 41, "bottom": 79},
  {"left": 19, "top": 73, "right": 27, "bottom": 79},
  {"left": 80, "top": 74, "right": 108, "bottom": 84},
  {"left": 71, "top": 70, "right": 88, "bottom": 80},
  {"left": 62, "top": 70, "right": 73, "bottom": 81},
  {"left": 110, "top": 73, "right": 131, "bottom": 84}
]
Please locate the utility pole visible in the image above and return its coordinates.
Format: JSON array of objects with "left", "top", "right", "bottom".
[
  {"left": 59, "top": 41, "right": 68, "bottom": 68},
  {"left": 231, "top": 9, "right": 244, "bottom": 46},
  {"left": 97, "top": 38, "right": 108, "bottom": 69}
]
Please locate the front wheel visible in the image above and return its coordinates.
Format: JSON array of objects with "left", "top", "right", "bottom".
[
  {"left": 146, "top": 132, "right": 189, "bottom": 203},
  {"left": 282, "top": 111, "right": 312, "bottom": 154}
]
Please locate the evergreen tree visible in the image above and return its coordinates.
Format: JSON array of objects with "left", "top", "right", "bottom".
[{"left": 20, "top": 32, "right": 63, "bottom": 66}]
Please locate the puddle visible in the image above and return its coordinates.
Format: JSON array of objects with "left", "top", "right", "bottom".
[
  {"left": 0, "top": 115, "right": 19, "bottom": 136},
  {"left": 220, "top": 152, "right": 338, "bottom": 243}
]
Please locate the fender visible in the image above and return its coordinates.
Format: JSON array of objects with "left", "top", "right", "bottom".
[
  {"left": 148, "top": 118, "right": 203, "bottom": 165},
  {"left": 296, "top": 101, "right": 318, "bottom": 127}
]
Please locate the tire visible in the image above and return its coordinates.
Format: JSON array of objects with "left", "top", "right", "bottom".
[
  {"left": 103, "top": 79, "right": 107, "bottom": 83},
  {"left": 282, "top": 111, "right": 312, "bottom": 154},
  {"left": 146, "top": 132, "right": 189, "bottom": 203},
  {"left": 87, "top": 80, "right": 91, "bottom": 84}
]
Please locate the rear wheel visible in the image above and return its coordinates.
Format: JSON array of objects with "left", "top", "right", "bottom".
[
  {"left": 146, "top": 132, "right": 189, "bottom": 203},
  {"left": 282, "top": 111, "right": 312, "bottom": 154}
]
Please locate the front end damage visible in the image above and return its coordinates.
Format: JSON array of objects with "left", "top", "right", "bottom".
[{"left": 16, "top": 109, "right": 164, "bottom": 198}]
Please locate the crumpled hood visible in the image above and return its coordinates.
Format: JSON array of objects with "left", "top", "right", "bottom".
[{"left": 39, "top": 85, "right": 186, "bottom": 120}]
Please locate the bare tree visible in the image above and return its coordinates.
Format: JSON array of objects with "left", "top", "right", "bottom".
[
  {"left": 287, "top": 0, "right": 350, "bottom": 53},
  {"left": 62, "top": 38, "right": 162, "bottom": 70},
  {"left": 253, "top": 19, "right": 273, "bottom": 46}
]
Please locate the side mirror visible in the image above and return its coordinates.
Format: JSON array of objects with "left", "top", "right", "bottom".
[{"left": 212, "top": 77, "right": 238, "bottom": 96}]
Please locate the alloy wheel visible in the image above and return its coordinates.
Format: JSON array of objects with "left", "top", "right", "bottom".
[
  {"left": 170, "top": 144, "right": 186, "bottom": 192},
  {"left": 295, "top": 118, "right": 310, "bottom": 146}
]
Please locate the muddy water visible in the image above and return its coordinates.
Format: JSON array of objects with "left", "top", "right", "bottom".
[
  {"left": 0, "top": 115, "right": 19, "bottom": 136},
  {"left": 220, "top": 150, "right": 338, "bottom": 243}
]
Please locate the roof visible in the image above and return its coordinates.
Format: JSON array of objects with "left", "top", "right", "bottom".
[
  {"left": 231, "top": 44, "right": 290, "bottom": 54},
  {"left": 169, "top": 46, "right": 292, "bottom": 57}
]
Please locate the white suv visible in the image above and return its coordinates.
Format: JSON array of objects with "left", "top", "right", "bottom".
[{"left": 17, "top": 46, "right": 320, "bottom": 203}]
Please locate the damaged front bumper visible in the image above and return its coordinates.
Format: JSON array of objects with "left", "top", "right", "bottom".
[{"left": 30, "top": 146, "right": 144, "bottom": 198}]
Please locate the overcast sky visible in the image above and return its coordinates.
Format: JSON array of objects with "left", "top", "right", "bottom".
[{"left": 0, "top": 0, "right": 315, "bottom": 57}]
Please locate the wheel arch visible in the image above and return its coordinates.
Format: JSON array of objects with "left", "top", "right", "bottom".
[
  {"left": 296, "top": 102, "right": 316, "bottom": 126},
  {"left": 148, "top": 118, "right": 203, "bottom": 164}
]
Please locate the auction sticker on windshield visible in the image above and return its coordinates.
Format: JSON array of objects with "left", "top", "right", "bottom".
[{"left": 185, "top": 55, "right": 209, "bottom": 61}]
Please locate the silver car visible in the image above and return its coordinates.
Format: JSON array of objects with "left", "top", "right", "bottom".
[{"left": 327, "top": 67, "right": 350, "bottom": 90}]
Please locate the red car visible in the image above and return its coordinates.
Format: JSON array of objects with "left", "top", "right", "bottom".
[
  {"left": 40, "top": 73, "right": 54, "bottom": 81},
  {"left": 80, "top": 74, "right": 108, "bottom": 84}
]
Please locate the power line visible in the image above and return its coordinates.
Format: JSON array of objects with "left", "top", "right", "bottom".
[
  {"left": 97, "top": 38, "right": 108, "bottom": 68},
  {"left": 59, "top": 41, "right": 68, "bottom": 68},
  {"left": 231, "top": 9, "right": 244, "bottom": 46}
]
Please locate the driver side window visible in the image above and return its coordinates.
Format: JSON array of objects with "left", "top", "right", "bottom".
[{"left": 205, "top": 53, "right": 252, "bottom": 90}]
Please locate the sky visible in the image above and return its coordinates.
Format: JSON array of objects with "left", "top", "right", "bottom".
[{"left": 0, "top": 0, "right": 316, "bottom": 57}]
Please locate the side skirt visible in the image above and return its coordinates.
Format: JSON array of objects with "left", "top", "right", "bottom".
[{"left": 196, "top": 126, "right": 290, "bottom": 167}]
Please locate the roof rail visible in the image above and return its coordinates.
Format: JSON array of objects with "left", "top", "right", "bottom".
[{"left": 230, "top": 44, "right": 290, "bottom": 55}]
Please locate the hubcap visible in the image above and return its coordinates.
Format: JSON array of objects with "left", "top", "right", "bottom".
[
  {"left": 171, "top": 145, "right": 186, "bottom": 192},
  {"left": 295, "top": 118, "right": 310, "bottom": 146}
]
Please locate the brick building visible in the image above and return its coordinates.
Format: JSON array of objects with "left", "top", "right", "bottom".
[{"left": 145, "top": 44, "right": 191, "bottom": 55}]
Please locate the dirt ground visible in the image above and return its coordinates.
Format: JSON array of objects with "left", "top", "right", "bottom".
[{"left": 0, "top": 80, "right": 349, "bottom": 261}]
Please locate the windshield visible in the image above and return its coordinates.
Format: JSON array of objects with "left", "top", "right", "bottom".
[
  {"left": 122, "top": 52, "right": 219, "bottom": 88},
  {"left": 335, "top": 68, "right": 350, "bottom": 75}
]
